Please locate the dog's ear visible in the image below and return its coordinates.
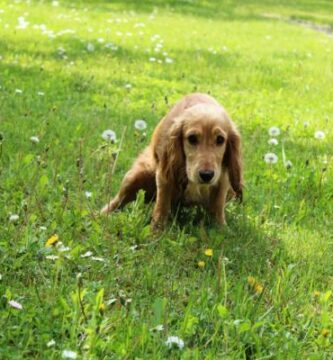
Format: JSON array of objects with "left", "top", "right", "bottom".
[
  {"left": 160, "top": 118, "right": 185, "bottom": 182},
  {"left": 223, "top": 125, "right": 243, "bottom": 201}
]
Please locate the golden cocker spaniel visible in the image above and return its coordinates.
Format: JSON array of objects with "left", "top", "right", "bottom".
[{"left": 101, "top": 93, "right": 243, "bottom": 229}]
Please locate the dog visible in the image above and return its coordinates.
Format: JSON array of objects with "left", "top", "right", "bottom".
[{"left": 101, "top": 93, "right": 243, "bottom": 229}]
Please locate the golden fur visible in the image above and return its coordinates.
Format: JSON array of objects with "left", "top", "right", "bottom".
[{"left": 101, "top": 93, "right": 243, "bottom": 229}]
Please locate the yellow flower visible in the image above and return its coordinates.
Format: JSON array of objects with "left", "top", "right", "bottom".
[
  {"left": 247, "top": 276, "right": 256, "bottom": 287},
  {"left": 321, "top": 328, "right": 329, "bottom": 337},
  {"left": 45, "top": 234, "right": 59, "bottom": 247},
  {"left": 198, "top": 261, "right": 205, "bottom": 268},
  {"left": 313, "top": 290, "right": 321, "bottom": 297},
  {"left": 255, "top": 283, "right": 263, "bottom": 294},
  {"left": 204, "top": 249, "right": 213, "bottom": 257},
  {"left": 99, "top": 303, "right": 105, "bottom": 313}
]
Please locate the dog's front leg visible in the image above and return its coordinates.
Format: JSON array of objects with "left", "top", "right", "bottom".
[
  {"left": 209, "top": 178, "right": 229, "bottom": 226},
  {"left": 152, "top": 169, "right": 172, "bottom": 230}
]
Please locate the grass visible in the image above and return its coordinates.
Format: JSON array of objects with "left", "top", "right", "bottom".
[{"left": 0, "top": 0, "right": 333, "bottom": 358}]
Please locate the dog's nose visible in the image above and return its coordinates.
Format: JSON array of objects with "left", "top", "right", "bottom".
[{"left": 199, "top": 170, "right": 214, "bottom": 183}]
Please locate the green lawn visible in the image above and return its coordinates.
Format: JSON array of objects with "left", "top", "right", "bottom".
[{"left": 0, "top": 0, "right": 333, "bottom": 358}]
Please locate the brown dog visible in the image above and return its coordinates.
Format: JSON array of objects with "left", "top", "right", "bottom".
[{"left": 101, "top": 93, "right": 243, "bottom": 229}]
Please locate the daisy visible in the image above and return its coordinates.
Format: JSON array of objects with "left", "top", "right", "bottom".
[
  {"left": 314, "top": 130, "right": 325, "bottom": 140},
  {"left": 102, "top": 129, "right": 116, "bottom": 142},
  {"left": 165, "top": 336, "right": 184, "bottom": 349},
  {"left": 30, "top": 136, "right": 40, "bottom": 143},
  {"left": 9, "top": 214, "right": 19, "bottom": 222},
  {"left": 62, "top": 350, "right": 77, "bottom": 359},
  {"left": 85, "top": 191, "right": 92, "bottom": 199},
  {"left": 268, "top": 138, "right": 278, "bottom": 146},
  {"left": 264, "top": 152, "right": 278, "bottom": 164},
  {"left": 268, "top": 126, "right": 280, "bottom": 137},
  {"left": 9, "top": 300, "right": 23, "bottom": 310}
]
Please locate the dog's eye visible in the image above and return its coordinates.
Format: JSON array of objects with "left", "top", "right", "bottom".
[
  {"left": 216, "top": 135, "right": 225, "bottom": 145},
  {"left": 188, "top": 134, "right": 198, "bottom": 145}
]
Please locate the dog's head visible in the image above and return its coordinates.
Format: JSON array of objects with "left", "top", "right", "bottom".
[{"left": 163, "top": 104, "right": 243, "bottom": 199}]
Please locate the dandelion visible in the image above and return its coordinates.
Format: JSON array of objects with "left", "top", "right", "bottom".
[
  {"left": 204, "top": 248, "right": 213, "bottom": 257},
  {"left": 198, "top": 261, "right": 205, "bottom": 268},
  {"left": 86, "top": 43, "right": 95, "bottom": 52},
  {"left": 15, "top": 89, "right": 23, "bottom": 94},
  {"left": 85, "top": 191, "right": 92, "bottom": 199},
  {"left": 134, "top": 119, "right": 147, "bottom": 131},
  {"left": 30, "top": 136, "right": 40, "bottom": 143},
  {"left": 9, "top": 214, "right": 19, "bottom": 222},
  {"left": 268, "top": 138, "right": 278, "bottom": 146},
  {"left": 268, "top": 126, "right": 280, "bottom": 137},
  {"left": 9, "top": 300, "right": 23, "bottom": 310},
  {"left": 165, "top": 336, "right": 184, "bottom": 350},
  {"left": 313, "top": 290, "right": 321, "bottom": 297},
  {"left": 45, "top": 234, "right": 59, "bottom": 247},
  {"left": 165, "top": 57, "right": 173, "bottom": 64},
  {"left": 254, "top": 283, "right": 263, "bottom": 294},
  {"left": 314, "top": 130, "right": 325, "bottom": 140},
  {"left": 321, "top": 328, "right": 329, "bottom": 337},
  {"left": 102, "top": 129, "right": 116, "bottom": 142},
  {"left": 264, "top": 152, "right": 278, "bottom": 164},
  {"left": 47, "top": 339, "right": 56, "bottom": 347},
  {"left": 247, "top": 276, "right": 256, "bottom": 287},
  {"left": 62, "top": 350, "right": 77, "bottom": 359}
]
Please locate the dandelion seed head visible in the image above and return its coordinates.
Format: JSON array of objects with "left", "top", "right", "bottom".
[
  {"left": 264, "top": 152, "right": 278, "bottom": 164},
  {"left": 314, "top": 130, "right": 325, "bottom": 140},
  {"left": 62, "top": 350, "right": 77, "bottom": 359},
  {"left": 102, "top": 129, "right": 116, "bottom": 142},
  {"left": 85, "top": 191, "right": 92, "bottom": 199},
  {"left": 134, "top": 119, "right": 147, "bottom": 131},
  {"left": 268, "top": 126, "right": 280, "bottom": 137},
  {"left": 268, "top": 138, "right": 278, "bottom": 146}
]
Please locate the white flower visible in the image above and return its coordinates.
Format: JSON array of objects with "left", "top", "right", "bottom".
[
  {"left": 102, "top": 129, "right": 116, "bottom": 142},
  {"left": 81, "top": 251, "right": 93, "bottom": 258},
  {"left": 91, "top": 256, "right": 105, "bottom": 262},
  {"left": 268, "top": 138, "right": 278, "bottom": 146},
  {"left": 86, "top": 43, "right": 95, "bottom": 52},
  {"left": 303, "top": 121, "right": 309, "bottom": 128},
  {"left": 149, "top": 57, "right": 156, "bottom": 62},
  {"left": 30, "top": 136, "right": 40, "bottom": 143},
  {"left": 47, "top": 339, "right": 56, "bottom": 347},
  {"left": 9, "top": 300, "right": 23, "bottom": 310},
  {"left": 85, "top": 191, "right": 92, "bottom": 199},
  {"left": 165, "top": 57, "right": 173, "bottom": 64},
  {"left": 264, "top": 152, "right": 278, "bottom": 164},
  {"left": 124, "top": 83, "right": 132, "bottom": 89},
  {"left": 268, "top": 126, "right": 280, "bottom": 137},
  {"left": 39, "top": 226, "right": 47, "bottom": 231},
  {"left": 134, "top": 119, "right": 147, "bottom": 131},
  {"left": 45, "top": 255, "right": 59, "bottom": 260},
  {"left": 150, "top": 324, "right": 164, "bottom": 332},
  {"left": 15, "top": 89, "right": 23, "bottom": 94},
  {"left": 62, "top": 350, "right": 77, "bottom": 359},
  {"left": 52, "top": 1, "right": 59, "bottom": 6},
  {"left": 285, "top": 160, "right": 293, "bottom": 169},
  {"left": 314, "top": 130, "right": 325, "bottom": 140},
  {"left": 37, "top": 91, "right": 45, "bottom": 96},
  {"left": 9, "top": 214, "right": 19, "bottom": 222},
  {"left": 17, "top": 16, "right": 29, "bottom": 30},
  {"left": 0, "top": 274, "right": 2, "bottom": 281},
  {"left": 165, "top": 336, "right": 184, "bottom": 349}
]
